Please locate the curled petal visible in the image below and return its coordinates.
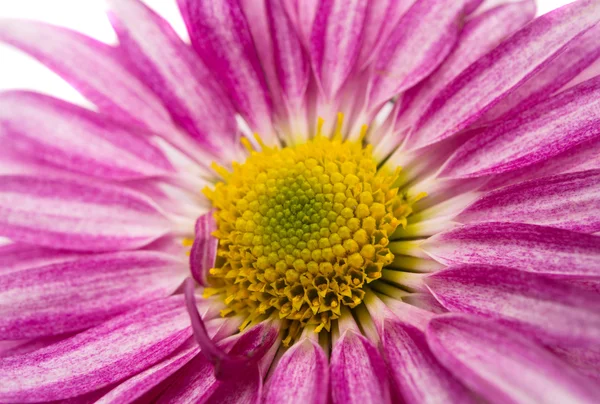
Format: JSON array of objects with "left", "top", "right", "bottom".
[
  {"left": 184, "top": 278, "right": 277, "bottom": 380},
  {"left": 190, "top": 212, "right": 218, "bottom": 286}
]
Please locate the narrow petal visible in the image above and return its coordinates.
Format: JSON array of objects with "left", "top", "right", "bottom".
[
  {"left": 481, "top": 23, "right": 600, "bottom": 122},
  {"left": 330, "top": 330, "right": 390, "bottom": 404},
  {"left": 157, "top": 322, "right": 279, "bottom": 403},
  {"left": 263, "top": 337, "right": 329, "bottom": 404},
  {"left": 0, "top": 91, "right": 174, "bottom": 181},
  {"left": 0, "top": 175, "right": 172, "bottom": 251},
  {"left": 382, "top": 318, "right": 475, "bottom": 403},
  {"left": 0, "top": 296, "right": 193, "bottom": 402},
  {"left": 426, "top": 265, "right": 600, "bottom": 347},
  {"left": 310, "top": 0, "right": 368, "bottom": 100},
  {"left": 457, "top": 170, "right": 600, "bottom": 233},
  {"left": 427, "top": 314, "right": 599, "bottom": 403},
  {"left": 95, "top": 318, "right": 239, "bottom": 404},
  {"left": 179, "top": 0, "right": 273, "bottom": 137},
  {"left": 0, "top": 243, "right": 84, "bottom": 275},
  {"left": 407, "top": 0, "right": 600, "bottom": 149},
  {"left": 356, "top": 0, "right": 417, "bottom": 71},
  {"left": 190, "top": 212, "right": 218, "bottom": 286},
  {"left": 481, "top": 135, "right": 600, "bottom": 190},
  {"left": 0, "top": 19, "right": 175, "bottom": 135},
  {"left": 441, "top": 75, "right": 600, "bottom": 178},
  {"left": 281, "top": 0, "right": 319, "bottom": 46},
  {"left": 106, "top": 0, "right": 239, "bottom": 158},
  {"left": 0, "top": 251, "right": 186, "bottom": 339},
  {"left": 267, "top": 0, "right": 310, "bottom": 112},
  {"left": 422, "top": 222, "right": 600, "bottom": 276},
  {"left": 368, "top": 0, "right": 469, "bottom": 109},
  {"left": 394, "top": 0, "right": 536, "bottom": 133}
]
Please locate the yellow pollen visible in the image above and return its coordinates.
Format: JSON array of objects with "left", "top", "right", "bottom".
[{"left": 204, "top": 127, "right": 414, "bottom": 339}]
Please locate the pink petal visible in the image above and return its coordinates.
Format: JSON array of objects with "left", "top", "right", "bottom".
[
  {"left": 426, "top": 265, "right": 600, "bottom": 347},
  {"left": 267, "top": 0, "right": 310, "bottom": 113},
  {"left": 481, "top": 23, "right": 600, "bottom": 122},
  {"left": 395, "top": 0, "right": 536, "bottom": 134},
  {"left": 0, "top": 91, "right": 175, "bottom": 181},
  {"left": 95, "top": 319, "right": 239, "bottom": 404},
  {"left": 422, "top": 222, "right": 600, "bottom": 276},
  {"left": 0, "top": 251, "right": 186, "bottom": 339},
  {"left": 310, "top": 0, "right": 368, "bottom": 100},
  {"left": 427, "top": 314, "right": 599, "bottom": 403},
  {"left": 190, "top": 211, "right": 218, "bottom": 286},
  {"left": 0, "top": 19, "right": 175, "bottom": 136},
  {"left": 441, "top": 75, "right": 600, "bottom": 178},
  {"left": 0, "top": 243, "right": 85, "bottom": 275},
  {"left": 481, "top": 135, "right": 600, "bottom": 191},
  {"left": 0, "top": 296, "right": 194, "bottom": 402},
  {"left": 368, "top": 0, "right": 469, "bottom": 109},
  {"left": 157, "top": 322, "right": 279, "bottom": 403},
  {"left": 106, "top": 0, "right": 239, "bottom": 159},
  {"left": 0, "top": 175, "right": 172, "bottom": 251},
  {"left": 330, "top": 330, "right": 390, "bottom": 404},
  {"left": 382, "top": 318, "right": 475, "bottom": 403},
  {"left": 178, "top": 0, "right": 273, "bottom": 137},
  {"left": 263, "top": 338, "right": 329, "bottom": 404},
  {"left": 407, "top": 0, "right": 600, "bottom": 149},
  {"left": 458, "top": 170, "right": 600, "bottom": 233}
]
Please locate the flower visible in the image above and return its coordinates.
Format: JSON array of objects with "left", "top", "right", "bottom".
[{"left": 0, "top": 0, "right": 599, "bottom": 402}]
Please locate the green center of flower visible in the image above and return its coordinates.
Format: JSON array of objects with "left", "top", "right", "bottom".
[{"left": 204, "top": 128, "right": 414, "bottom": 341}]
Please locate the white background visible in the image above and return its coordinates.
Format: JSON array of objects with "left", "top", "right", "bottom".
[{"left": 0, "top": 0, "right": 576, "bottom": 102}]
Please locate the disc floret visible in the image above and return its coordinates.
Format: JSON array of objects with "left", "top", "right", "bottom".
[{"left": 204, "top": 131, "right": 413, "bottom": 340}]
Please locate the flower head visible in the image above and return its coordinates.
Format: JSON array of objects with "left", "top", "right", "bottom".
[{"left": 1, "top": 0, "right": 600, "bottom": 403}]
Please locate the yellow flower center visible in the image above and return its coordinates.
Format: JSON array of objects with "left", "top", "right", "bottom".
[{"left": 203, "top": 123, "right": 415, "bottom": 342}]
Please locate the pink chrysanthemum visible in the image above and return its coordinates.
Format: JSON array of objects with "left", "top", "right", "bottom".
[{"left": 1, "top": 0, "right": 599, "bottom": 402}]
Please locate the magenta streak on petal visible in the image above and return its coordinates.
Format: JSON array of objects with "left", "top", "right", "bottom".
[
  {"left": 0, "top": 243, "right": 85, "bottom": 275},
  {"left": 183, "top": 278, "right": 277, "bottom": 380},
  {"left": 0, "top": 175, "right": 171, "bottom": 252},
  {"left": 367, "top": 0, "right": 467, "bottom": 110},
  {"left": 310, "top": 0, "right": 368, "bottom": 100},
  {"left": 0, "top": 19, "right": 176, "bottom": 137},
  {"left": 394, "top": 0, "right": 536, "bottom": 137},
  {"left": 480, "top": 23, "right": 600, "bottom": 123},
  {"left": 481, "top": 134, "right": 600, "bottom": 191},
  {"left": 426, "top": 265, "right": 600, "bottom": 347},
  {"left": 426, "top": 314, "right": 599, "bottom": 404},
  {"left": 281, "top": 0, "right": 319, "bottom": 48},
  {"left": 0, "top": 251, "right": 187, "bottom": 339},
  {"left": 440, "top": 75, "right": 600, "bottom": 179},
  {"left": 330, "top": 330, "right": 391, "bottom": 404},
  {"left": 356, "top": 0, "right": 417, "bottom": 71},
  {"left": 156, "top": 321, "right": 279, "bottom": 403},
  {"left": 422, "top": 222, "right": 600, "bottom": 276},
  {"left": 456, "top": 170, "right": 600, "bottom": 233},
  {"left": 407, "top": 0, "right": 600, "bottom": 150},
  {"left": 381, "top": 318, "right": 476, "bottom": 404},
  {"left": 190, "top": 211, "right": 218, "bottom": 286},
  {"left": 95, "top": 318, "right": 238, "bottom": 404},
  {"left": 0, "top": 296, "right": 193, "bottom": 403},
  {"left": 179, "top": 0, "right": 274, "bottom": 138},
  {"left": 106, "top": 0, "right": 239, "bottom": 159},
  {"left": 266, "top": 0, "right": 310, "bottom": 114},
  {"left": 0, "top": 91, "right": 175, "bottom": 181},
  {"left": 263, "top": 337, "right": 329, "bottom": 404},
  {"left": 0, "top": 334, "right": 73, "bottom": 359}
]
